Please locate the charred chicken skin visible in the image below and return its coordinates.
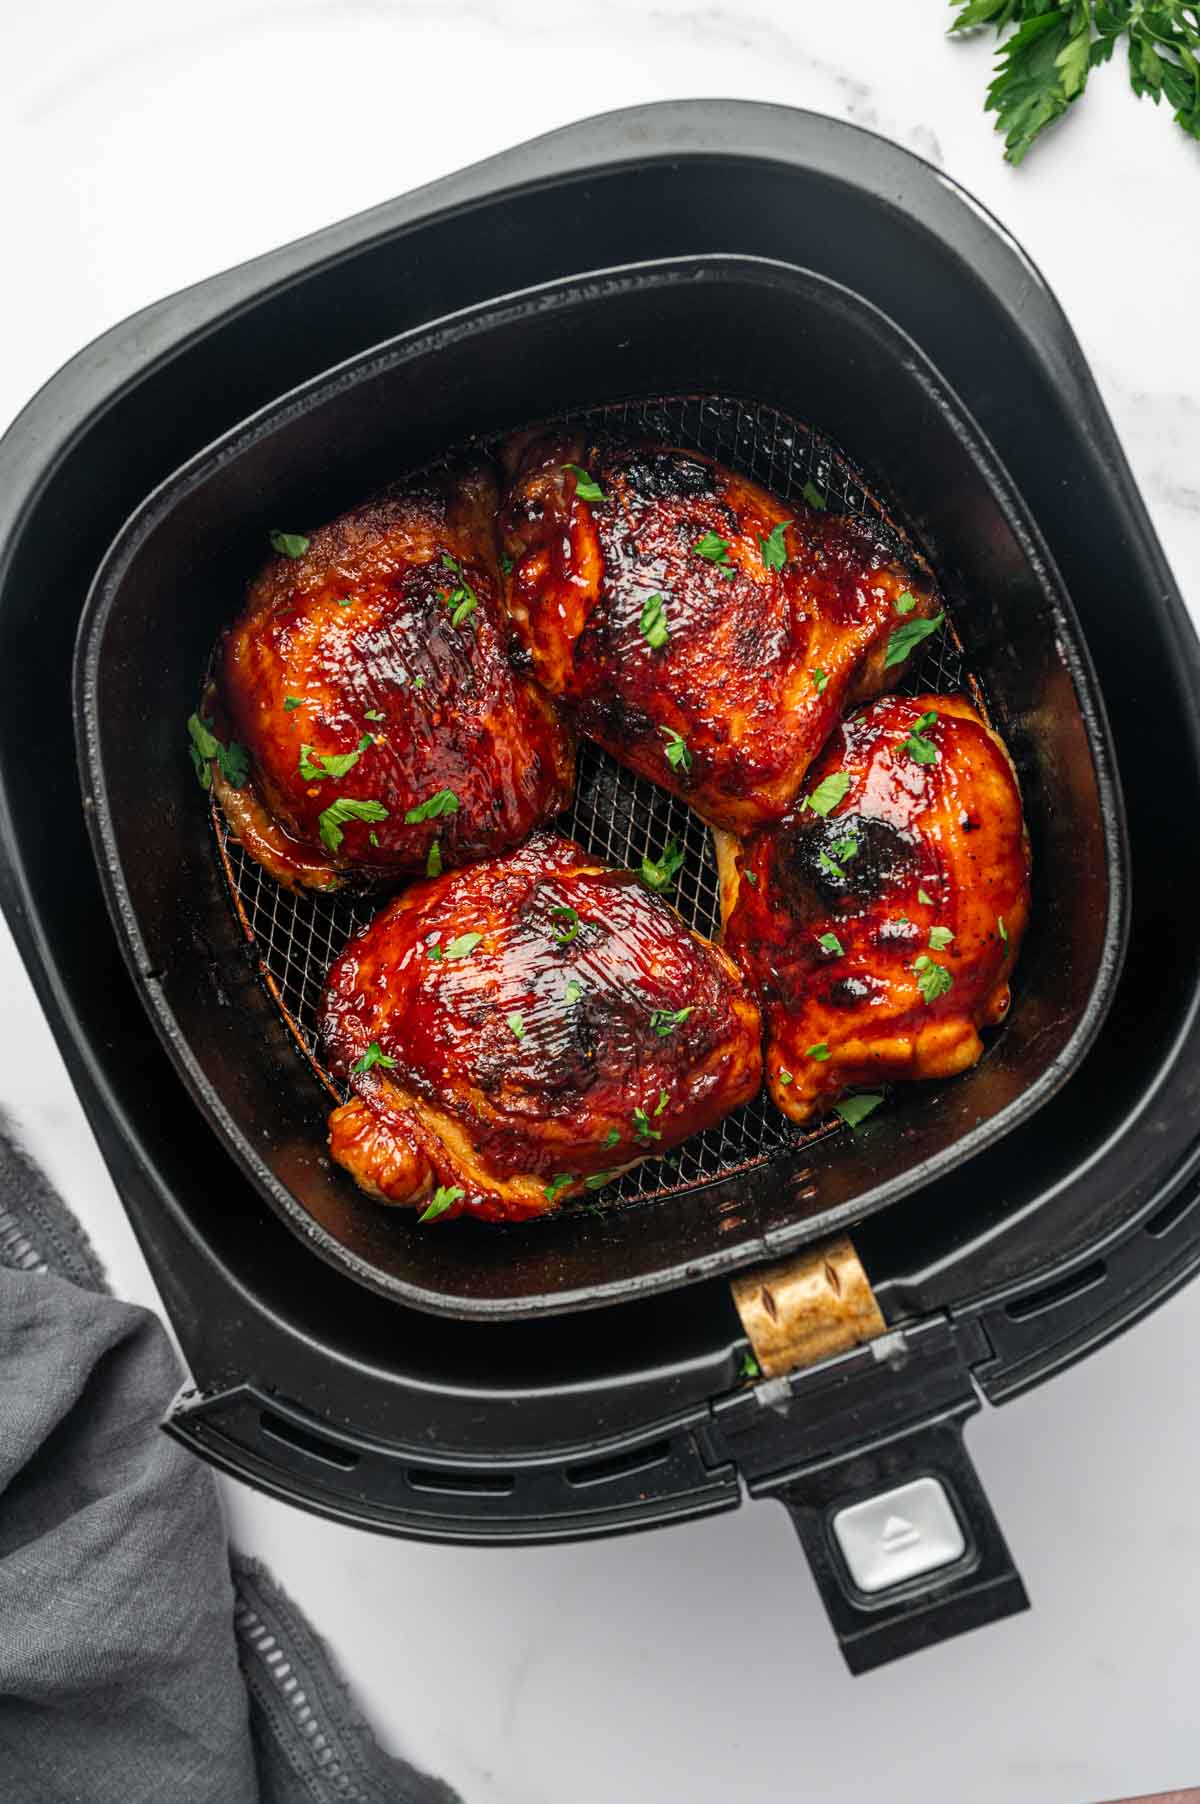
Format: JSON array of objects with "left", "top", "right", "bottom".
[
  {"left": 498, "top": 431, "right": 940, "bottom": 834},
  {"left": 210, "top": 462, "right": 574, "bottom": 891},
  {"left": 320, "top": 832, "right": 763, "bottom": 1221},
  {"left": 718, "top": 693, "right": 1030, "bottom": 1125}
]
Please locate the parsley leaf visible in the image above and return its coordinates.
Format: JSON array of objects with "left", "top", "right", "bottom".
[
  {"left": 759, "top": 518, "right": 792, "bottom": 571},
  {"left": 298, "top": 734, "right": 372, "bottom": 782},
  {"left": 918, "top": 888, "right": 935, "bottom": 906},
  {"left": 335, "top": 595, "right": 354, "bottom": 607},
  {"left": 817, "top": 931, "right": 844, "bottom": 955},
  {"left": 743, "top": 869, "right": 758, "bottom": 887},
  {"left": 404, "top": 789, "right": 459, "bottom": 825},
  {"left": 811, "top": 667, "right": 829, "bottom": 695},
  {"left": 693, "top": 530, "right": 735, "bottom": 575},
  {"left": 444, "top": 932, "right": 482, "bottom": 960},
  {"left": 500, "top": 552, "right": 514, "bottom": 575},
  {"left": 506, "top": 1012, "right": 525, "bottom": 1041},
  {"left": 419, "top": 1185, "right": 464, "bottom": 1223},
  {"left": 369, "top": 831, "right": 380, "bottom": 847},
  {"left": 602, "top": 1127, "right": 620, "bottom": 1148},
  {"left": 549, "top": 905, "right": 580, "bottom": 947},
  {"left": 426, "top": 939, "right": 443, "bottom": 962},
  {"left": 835, "top": 1093, "right": 884, "bottom": 1130},
  {"left": 632, "top": 1107, "right": 661, "bottom": 1143},
  {"left": 187, "top": 714, "right": 250, "bottom": 791},
  {"left": 543, "top": 1172, "right": 576, "bottom": 1204},
  {"left": 426, "top": 839, "right": 442, "bottom": 879},
  {"left": 283, "top": 696, "right": 305, "bottom": 712},
  {"left": 998, "top": 915, "right": 1009, "bottom": 945},
  {"left": 639, "top": 592, "right": 670, "bottom": 649},
  {"left": 929, "top": 925, "right": 955, "bottom": 951},
  {"left": 565, "top": 979, "right": 584, "bottom": 1005},
  {"left": 364, "top": 708, "right": 385, "bottom": 722},
  {"left": 807, "top": 1043, "right": 831, "bottom": 1061},
  {"left": 270, "top": 530, "right": 309, "bottom": 558},
  {"left": 660, "top": 727, "right": 693, "bottom": 773},
  {"left": 802, "top": 479, "right": 827, "bottom": 510},
  {"left": 564, "top": 463, "right": 604, "bottom": 502},
  {"left": 318, "top": 797, "right": 389, "bottom": 853},
  {"left": 914, "top": 954, "right": 954, "bottom": 1003},
  {"left": 640, "top": 838, "right": 685, "bottom": 893},
  {"left": 885, "top": 611, "right": 945, "bottom": 670},
  {"left": 654, "top": 1088, "right": 669, "bottom": 1116},
  {"left": 739, "top": 1351, "right": 761, "bottom": 1380},
  {"left": 901, "top": 710, "right": 940, "bottom": 765},
  {"left": 829, "top": 833, "right": 860, "bottom": 864},
  {"left": 649, "top": 1007, "right": 693, "bottom": 1037},
  {"left": 778, "top": 1068, "right": 794, "bottom": 1086},
  {"left": 894, "top": 590, "right": 918, "bottom": 615},
  {"left": 352, "top": 1041, "right": 397, "bottom": 1075},
  {"left": 805, "top": 770, "right": 851, "bottom": 816},
  {"left": 818, "top": 850, "right": 846, "bottom": 881}
]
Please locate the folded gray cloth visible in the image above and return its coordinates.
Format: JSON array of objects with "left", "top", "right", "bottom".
[{"left": 0, "top": 1126, "right": 460, "bottom": 1804}]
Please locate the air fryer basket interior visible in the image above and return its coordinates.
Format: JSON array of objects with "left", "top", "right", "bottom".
[{"left": 78, "top": 255, "right": 1125, "bottom": 1318}]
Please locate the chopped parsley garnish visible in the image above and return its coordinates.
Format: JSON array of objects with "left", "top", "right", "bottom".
[
  {"left": 901, "top": 710, "right": 940, "bottom": 765},
  {"left": 444, "top": 932, "right": 482, "bottom": 960},
  {"left": 650, "top": 1007, "right": 693, "bottom": 1037},
  {"left": 369, "top": 831, "right": 380, "bottom": 847},
  {"left": 419, "top": 1185, "right": 464, "bottom": 1223},
  {"left": 364, "top": 708, "right": 385, "bottom": 722},
  {"left": 998, "top": 916, "right": 1008, "bottom": 945},
  {"left": 426, "top": 839, "right": 443, "bottom": 879},
  {"left": 335, "top": 595, "right": 354, "bottom": 607},
  {"left": 411, "top": 675, "right": 425, "bottom": 690},
  {"left": 805, "top": 770, "right": 851, "bottom": 816},
  {"left": 351, "top": 1041, "right": 397, "bottom": 1075},
  {"left": 914, "top": 954, "right": 954, "bottom": 1004},
  {"left": 298, "top": 734, "right": 372, "bottom": 782},
  {"left": 639, "top": 592, "right": 670, "bottom": 649},
  {"left": 928, "top": 925, "right": 955, "bottom": 951},
  {"left": 835, "top": 1093, "right": 883, "bottom": 1130},
  {"left": 660, "top": 727, "right": 693, "bottom": 773},
  {"left": 817, "top": 931, "right": 845, "bottom": 955},
  {"left": 807, "top": 1043, "right": 831, "bottom": 1061},
  {"left": 802, "top": 479, "right": 827, "bottom": 511},
  {"left": 426, "top": 939, "right": 443, "bottom": 962},
  {"left": 318, "top": 797, "right": 389, "bottom": 853},
  {"left": 543, "top": 1172, "right": 576, "bottom": 1204},
  {"left": 564, "top": 463, "right": 604, "bottom": 502},
  {"left": 743, "top": 869, "right": 758, "bottom": 886},
  {"left": 187, "top": 714, "right": 250, "bottom": 791},
  {"left": 759, "top": 519, "right": 792, "bottom": 571},
  {"left": 818, "top": 850, "right": 847, "bottom": 880},
  {"left": 640, "top": 838, "right": 685, "bottom": 893},
  {"left": 778, "top": 1068, "right": 794, "bottom": 1086},
  {"left": 654, "top": 1088, "right": 669, "bottom": 1116},
  {"left": 404, "top": 789, "right": 460, "bottom": 825},
  {"left": 283, "top": 696, "right": 305, "bottom": 712},
  {"left": 884, "top": 610, "right": 945, "bottom": 670},
  {"left": 632, "top": 1107, "right": 661, "bottom": 1143},
  {"left": 812, "top": 667, "right": 829, "bottom": 695},
  {"left": 506, "top": 1012, "right": 525, "bottom": 1041},
  {"left": 829, "top": 833, "right": 860, "bottom": 864},
  {"left": 894, "top": 591, "right": 918, "bottom": 615},
  {"left": 549, "top": 904, "right": 580, "bottom": 947},
  {"left": 500, "top": 552, "right": 514, "bottom": 575},
  {"left": 917, "top": 887, "right": 935, "bottom": 906},
  {"left": 439, "top": 553, "right": 478, "bottom": 629},
  {"left": 694, "top": 530, "right": 735, "bottom": 576},
  {"left": 565, "top": 979, "right": 583, "bottom": 1005},
  {"left": 602, "top": 1127, "right": 620, "bottom": 1149},
  {"left": 585, "top": 1170, "right": 619, "bottom": 1191},
  {"left": 739, "top": 1351, "right": 761, "bottom": 1380},
  {"left": 270, "top": 530, "right": 309, "bottom": 558}
]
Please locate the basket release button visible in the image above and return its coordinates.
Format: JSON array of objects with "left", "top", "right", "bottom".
[{"left": 831, "top": 1477, "right": 966, "bottom": 1594}]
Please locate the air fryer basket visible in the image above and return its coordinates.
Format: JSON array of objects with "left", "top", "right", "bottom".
[{"left": 77, "top": 255, "right": 1126, "bottom": 1318}]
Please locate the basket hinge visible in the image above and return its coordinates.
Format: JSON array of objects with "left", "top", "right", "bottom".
[{"left": 730, "top": 1233, "right": 887, "bottom": 1378}]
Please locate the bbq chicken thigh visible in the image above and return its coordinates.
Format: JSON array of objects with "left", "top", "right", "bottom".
[
  {"left": 207, "top": 462, "right": 573, "bottom": 891},
  {"left": 498, "top": 431, "right": 940, "bottom": 834},
  {"left": 320, "top": 832, "right": 763, "bottom": 1222},
  {"left": 719, "top": 693, "right": 1030, "bottom": 1125}
]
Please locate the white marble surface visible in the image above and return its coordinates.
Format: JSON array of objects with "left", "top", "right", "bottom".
[{"left": 4, "top": 4, "right": 1200, "bottom": 1800}]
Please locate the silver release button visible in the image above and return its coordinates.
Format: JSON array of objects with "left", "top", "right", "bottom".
[{"left": 831, "top": 1477, "right": 966, "bottom": 1594}]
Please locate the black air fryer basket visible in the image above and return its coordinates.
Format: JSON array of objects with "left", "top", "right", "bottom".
[{"left": 3, "top": 103, "right": 1199, "bottom": 1674}]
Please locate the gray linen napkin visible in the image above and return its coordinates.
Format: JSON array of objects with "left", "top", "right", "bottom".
[{"left": 0, "top": 1125, "right": 461, "bottom": 1804}]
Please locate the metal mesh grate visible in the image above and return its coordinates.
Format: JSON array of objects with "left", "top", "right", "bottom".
[{"left": 213, "top": 394, "right": 969, "bottom": 1209}]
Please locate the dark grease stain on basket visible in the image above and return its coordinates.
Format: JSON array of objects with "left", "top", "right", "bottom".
[{"left": 211, "top": 393, "right": 972, "bottom": 1216}]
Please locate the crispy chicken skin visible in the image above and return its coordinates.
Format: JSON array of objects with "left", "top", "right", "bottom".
[
  {"left": 718, "top": 693, "right": 1030, "bottom": 1125},
  {"left": 211, "top": 462, "right": 574, "bottom": 891},
  {"left": 320, "top": 832, "right": 763, "bottom": 1222},
  {"left": 498, "top": 431, "right": 939, "bottom": 834}
]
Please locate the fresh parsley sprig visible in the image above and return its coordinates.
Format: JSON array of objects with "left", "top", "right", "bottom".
[
  {"left": 187, "top": 714, "right": 249, "bottom": 791},
  {"left": 950, "top": 0, "right": 1200, "bottom": 162}
]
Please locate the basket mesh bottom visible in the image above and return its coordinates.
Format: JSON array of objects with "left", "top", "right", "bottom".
[{"left": 214, "top": 394, "right": 968, "bottom": 1208}]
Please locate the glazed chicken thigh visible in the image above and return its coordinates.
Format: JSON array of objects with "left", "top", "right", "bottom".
[
  {"left": 719, "top": 693, "right": 1030, "bottom": 1125},
  {"left": 498, "top": 431, "right": 940, "bottom": 834},
  {"left": 320, "top": 833, "right": 763, "bottom": 1221},
  {"left": 207, "top": 462, "right": 573, "bottom": 891}
]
